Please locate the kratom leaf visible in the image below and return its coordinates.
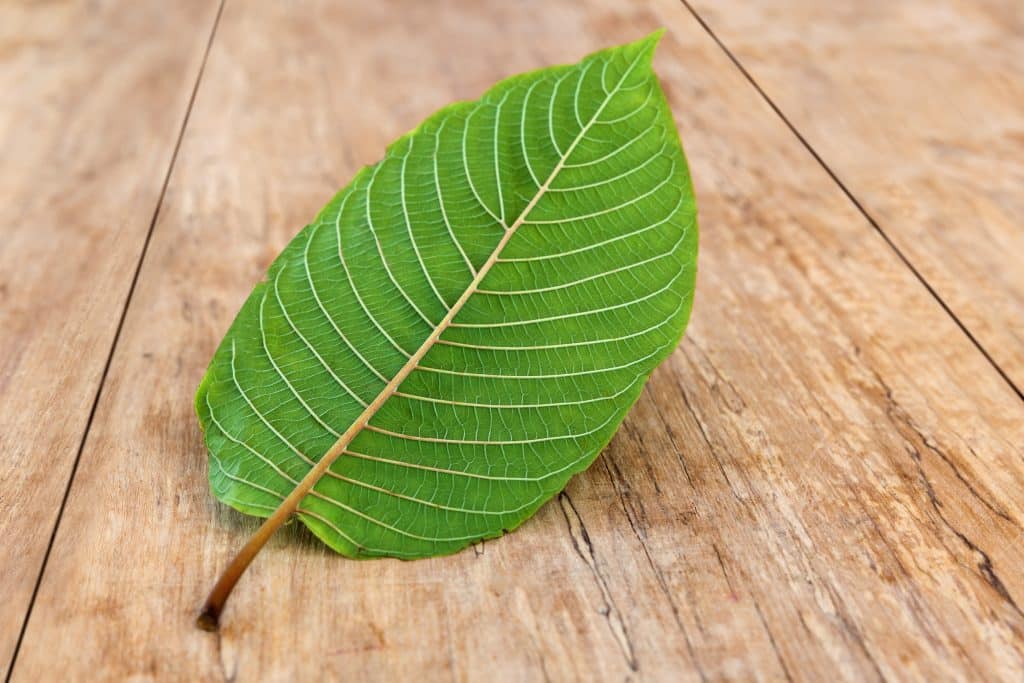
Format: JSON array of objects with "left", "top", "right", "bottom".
[{"left": 196, "top": 31, "right": 697, "bottom": 567}]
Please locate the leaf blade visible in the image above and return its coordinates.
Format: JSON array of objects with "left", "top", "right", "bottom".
[{"left": 196, "top": 31, "right": 697, "bottom": 562}]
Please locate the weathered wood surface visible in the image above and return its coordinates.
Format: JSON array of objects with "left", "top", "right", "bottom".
[
  {"left": 5, "top": 0, "right": 1024, "bottom": 680},
  {"left": 0, "top": 1, "right": 221, "bottom": 674},
  {"left": 687, "top": 0, "right": 1024, "bottom": 393}
]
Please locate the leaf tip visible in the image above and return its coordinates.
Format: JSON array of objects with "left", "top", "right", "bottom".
[
  {"left": 643, "top": 27, "right": 667, "bottom": 46},
  {"left": 615, "top": 28, "right": 666, "bottom": 67}
]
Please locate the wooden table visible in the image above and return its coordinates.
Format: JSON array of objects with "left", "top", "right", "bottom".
[{"left": 3, "top": 1, "right": 1022, "bottom": 680}]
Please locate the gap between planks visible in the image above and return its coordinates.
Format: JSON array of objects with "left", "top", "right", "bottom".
[
  {"left": 2, "top": 1, "right": 228, "bottom": 679},
  {"left": 677, "top": 0, "right": 1024, "bottom": 405}
]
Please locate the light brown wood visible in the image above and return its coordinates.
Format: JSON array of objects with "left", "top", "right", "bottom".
[
  {"left": 687, "top": 0, "right": 1024, "bottom": 393},
  {"left": 0, "top": 0, "right": 221, "bottom": 674},
  {"left": 7, "top": 0, "right": 1024, "bottom": 680}
]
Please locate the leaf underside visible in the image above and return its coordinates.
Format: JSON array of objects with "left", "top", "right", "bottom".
[{"left": 196, "top": 31, "right": 698, "bottom": 559}]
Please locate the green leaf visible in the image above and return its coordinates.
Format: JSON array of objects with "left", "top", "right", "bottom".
[{"left": 196, "top": 31, "right": 697, "bottom": 560}]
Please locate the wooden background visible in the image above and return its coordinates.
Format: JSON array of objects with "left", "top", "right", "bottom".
[{"left": 2, "top": 0, "right": 1023, "bottom": 680}]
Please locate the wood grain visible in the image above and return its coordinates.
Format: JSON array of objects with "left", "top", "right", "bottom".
[
  {"left": 7, "top": 0, "right": 1024, "bottom": 680},
  {"left": 686, "top": 0, "right": 1024, "bottom": 393},
  {"left": 0, "top": 0, "right": 221, "bottom": 674}
]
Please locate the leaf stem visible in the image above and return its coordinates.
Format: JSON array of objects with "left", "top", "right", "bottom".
[{"left": 197, "top": 414, "right": 361, "bottom": 629}]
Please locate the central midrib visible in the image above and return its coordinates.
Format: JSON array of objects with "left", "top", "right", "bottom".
[
  {"left": 198, "top": 49, "right": 646, "bottom": 628},
  {"left": 275, "top": 52, "right": 645, "bottom": 525}
]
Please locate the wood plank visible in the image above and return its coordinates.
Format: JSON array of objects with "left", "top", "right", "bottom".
[
  {"left": 0, "top": 0, "right": 222, "bottom": 673},
  {"left": 11, "top": 0, "right": 1024, "bottom": 679},
  {"left": 686, "top": 0, "right": 1024, "bottom": 393}
]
